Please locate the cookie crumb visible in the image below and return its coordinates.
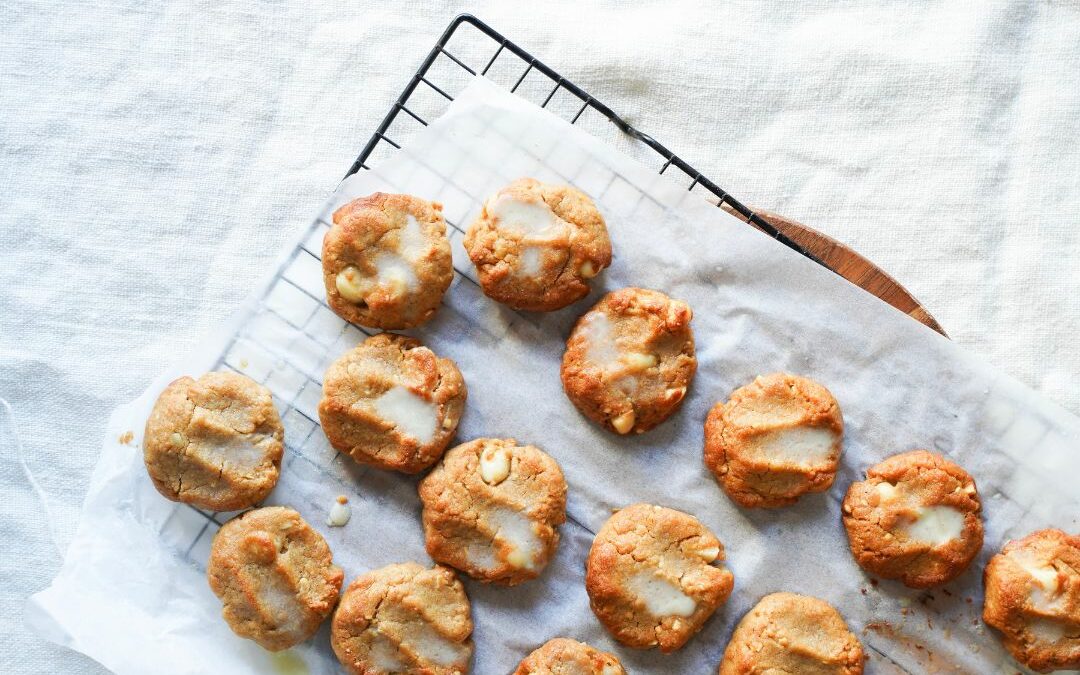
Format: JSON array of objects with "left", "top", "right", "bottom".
[
  {"left": 326, "top": 501, "right": 351, "bottom": 527},
  {"left": 118, "top": 431, "right": 134, "bottom": 445}
]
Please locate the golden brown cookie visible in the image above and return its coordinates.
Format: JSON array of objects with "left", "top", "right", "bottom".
[
  {"left": 585, "top": 503, "right": 734, "bottom": 652},
  {"left": 207, "top": 506, "right": 344, "bottom": 651},
  {"left": 841, "top": 449, "right": 983, "bottom": 588},
  {"left": 143, "top": 371, "right": 283, "bottom": 511},
  {"left": 704, "top": 373, "right": 844, "bottom": 508},
  {"left": 418, "top": 438, "right": 567, "bottom": 585},
  {"left": 331, "top": 562, "right": 474, "bottom": 675},
  {"left": 323, "top": 192, "right": 453, "bottom": 329},
  {"left": 463, "top": 178, "right": 611, "bottom": 311},
  {"left": 513, "top": 638, "right": 627, "bottom": 675},
  {"left": 983, "top": 529, "right": 1080, "bottom": 673},
  {"left": 561, "top": 287, "right": 695, "bottom": 435},
  {"left": 318, "top": 333, "right": 466, "bottom": 474},
  {"left": 719, "top": 592, "right": 865, "bottom": 675}
]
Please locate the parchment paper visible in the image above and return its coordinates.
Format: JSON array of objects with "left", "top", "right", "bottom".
[{"left": 27, "top": 76, "right": 1080, "bottom": 675}]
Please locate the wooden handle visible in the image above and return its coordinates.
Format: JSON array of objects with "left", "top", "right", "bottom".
[{"left": 719, "top": 203, "right": 947, "bottom": 336}]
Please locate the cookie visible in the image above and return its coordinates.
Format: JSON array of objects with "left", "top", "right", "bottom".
[
  {"left": 842, "top": 449, "right": 983, "bottom": 588},
  {"left": 704, "top": 372, "right": 844, "bottom": 508},
  {"left": 585, "top": 503, "right": 734, "bottom": 652},
  {"left": 463, "top": 178, "right": 611, "bottom": 311},
  {"left": 331, "top": 562, "right": 474, "bottom": 675},
  {"left": 318, "top": 333, "right": 466, "bottom": 473},
  {"left": 983, "top": 528, "right": 1080, "bottom": 673},
  {"left": 419, "top": 438, "right": 567, "bottom": 585},
  {"left": 719, "top": 592, "right": 865, "bottom": 674},
  {"left": 513, "top": 638, "right": 626, "bottom": 675},
  {"left": 143, "top": 371, "right": 283, "bottom": 511},
  {"left": 207, "top": 506, "right": 344, "bottom": 651},
  {"left": 561, "top": 287, "right": 696, "bottom": 435},
  {"left": 323, "top": 192, "right": 453, "bottom": 329}
]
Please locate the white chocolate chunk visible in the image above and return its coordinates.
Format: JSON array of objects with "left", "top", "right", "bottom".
[
  {"left": 600, "top": 665, "right": 622, "bottom": 675},
  {"left": 464, "top": 540, "right": 498, "bottom": 572},
  {"left": 488, "top": 195, "right": 564, "bottom": 241},
  {"left": 339, "top": 215, "right": 430, "bottom": 304},
  {"left": 368, "top": 634, "right": 407, "bottom": 672},
  {"left": 335, "top": 265, "right": 368, "bottom": 303},
  {"left": 186, "top": 423, "right": 268, "bottom": 474},
  {"left": 488, "top": 506, "right": 541, "bottom": 570},
  {"left": 397, "top": 214, "right": 429, "bottom": 261},
  {"left": 247, "top": 569, "right": 304, "bottom": 639},
  {"left": 397, "top": 615, "right": 469, "bottom": 668},
  {"left": 663, "top": 387, "right": 686, "bottom": 404},
  {"left": 479, "top": 446, "right": 511, "bottom": 485},
  {"left": 626, "top": 571, "right": 696, "bottom": 617},
  {"left": 506, "top": 548, "right": 530, "bottom": 569},
  {"left": 326, "top": 501, "right": 351, "bottom": 527},
  {"left": 1025, "top": 562, "right": 1060, "bottom": 594},
  {"left": 750, "top": 426, "right": 838, "bottom": 468},
  {"left": 611, "top": 410, "right": 636, "bottom": 434},
  {"left": 696, "top": 545, "right": 720, "bottom": 562},
  {"left": 621, "top": 352, "right": 657, "bottom": 370},
  {"left": 373, "top": 386, "right": 438, "bottom": 445},
  {"left": 579, "top": 260, "right": 598, "bottom": 278},
  {"left": 581, "top": 312, "right": 619, "bottom": 368},
  {"left": 1009, "top": 549, "right": 1062, "bottom": 610},
  {"left": 876, "top": 482, "right": 900, "bottom": 503},
  {"left": 903, "top": 505, "right": 965, "bottom": 546},
  {"left": 518, "top": 246, "right": 542, "bottom": 277},
  {"left": 1029, "top": 618, "right": 1067, "bottom": 644},
  {"left": 372, "top": 253, "right": 418, "bottom": 295}
]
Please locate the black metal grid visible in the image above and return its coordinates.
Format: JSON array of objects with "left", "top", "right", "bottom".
[{"left": 347, "top": 13, "right": 823, "bottom": 268}]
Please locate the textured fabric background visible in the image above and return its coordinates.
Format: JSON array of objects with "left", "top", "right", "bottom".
[{"left": 2, "top": 2, "right": 1077, "bottom": 673}]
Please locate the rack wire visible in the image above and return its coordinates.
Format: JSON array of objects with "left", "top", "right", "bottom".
[{"left": 348, "top": 13, "right": 823, "bottom": 268}]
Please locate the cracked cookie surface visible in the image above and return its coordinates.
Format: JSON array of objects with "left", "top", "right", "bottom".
[
  {"left": 561, "top": 287, "right": 696, "bottom": 435},
  {"left": 331, "top": 562, "right": 474, "bottom": 675},
  {"left": 705, "top": 372, "right": 844, "bottom": 508},
  {"left": 719, "top": 592, "right": 864, "bottom": 675},
  {"left": 983, "top": 528, "right": 1080, "bottom": 673},
  {"left": 318, "top": 333, "right": 466, "bottom": 474},
  {"left": 208, "top": 506, "right": 344, "bottom": 651},
  {"left": 463, "top": 178, "right": 611, "bottom": 311},
  {"left": 512, "top": 637, "right": 626, "bottom": 675},
  {"left": 419, "top": 438, "right": 567, "bottom": 585},
  {"left": 323, "top": 192, "right": 453, "bottom": 329},
  {"left": 143, "top": 371, "right": 283, "bottom": 511},
  {"left": 842, "top": 449, "right": 983, "bottom": 588},
  {"left": 585, "top": 503, "right": 734, "bottom": 652}
]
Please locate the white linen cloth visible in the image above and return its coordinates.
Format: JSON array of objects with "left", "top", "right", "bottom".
[{"left": 1, "top": 2, "right": 1077, "bottom": 673}]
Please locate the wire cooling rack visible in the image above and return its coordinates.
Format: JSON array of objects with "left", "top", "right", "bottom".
[{"left": 348, "top": 13, "right": 821, "bottom": 267}]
